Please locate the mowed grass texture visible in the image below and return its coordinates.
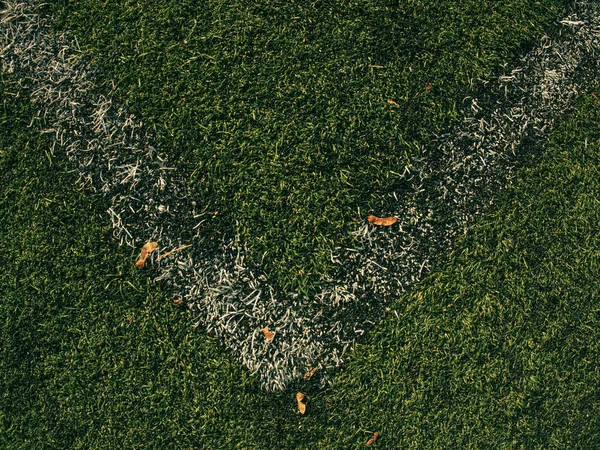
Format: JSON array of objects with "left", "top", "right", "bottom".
[
  {"left": 3, "top": 64, "right": 600, "bottom": 449},
  {"left": 320, "top": 88, "right": 600, "bottom": 448},
  {"left": 0, "top": 75, "right": 279, "bottom": 448},
  {"left": 3, "top": 13, "right": 600, "bottom": 450},
  {"left": 49, "top": 0, "right": 569, "bottom": 295}
]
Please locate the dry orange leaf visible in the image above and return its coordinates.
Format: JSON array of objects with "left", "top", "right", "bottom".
[
  {"left": 261, "top": 327, "right": 275, "bottom": 341},
  {"left": 593, "top": 92, "right": 600, "bottom": 103},
  {"left": 135, "top": 241, "right": 158, "bottom": 269},
  {"left": 173, "top": 298, "right": 182, "bottom": 307},
  {"left": 366, "top": 432, "right": 380, "bottom": 446},
  {"left": 143, "top": 241, "right": 158, "bottom": 253},
  {"left": 387, "top": 99, "right": 399, "bottom": 106},
  {"left": 296, "top": 392, "right": 306, "bottom": 414},
  {"left": 303, "top": 367, "right": 318, "bottom": 381},
  {"left": 368, "top": 215, "right": 397, "bottom": 226}
]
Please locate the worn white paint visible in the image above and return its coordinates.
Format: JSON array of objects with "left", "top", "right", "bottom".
[{"left": 2, "top": 0, "right": 598, "bottom": 390}]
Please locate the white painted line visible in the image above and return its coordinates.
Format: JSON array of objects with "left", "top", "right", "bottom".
[{"left": 2, "top": 0, "right": 599, "bottom": 390}]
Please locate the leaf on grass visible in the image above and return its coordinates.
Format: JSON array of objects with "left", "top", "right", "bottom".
[
  {"left": 303, "top": 367, "right": 318, "bottom": 380},
  {"left": 387, "top": 99, "right": 399, "bottom": 106},
  {"left": 261, "top": 326, "right": 275, "bottom": 341},
  {"left": 296, "top": 392, "right": 306, "bottom": 414},
  {"left": 135, "top": 241, "right": 158, "bottom": 269},
  {"left": 425, "top": 82, "right": 433, "bottom": 91},
  {"left": 173, "top": 298, "right": 182, "bottom": 307},
  {"left": 367, "top": 215, "right": 397, "bottom": 226},
  {"left": 366, "top": 432, "right": 380, "bottom": 445}
]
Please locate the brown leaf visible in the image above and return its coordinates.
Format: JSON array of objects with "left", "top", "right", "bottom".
[
  {"left": 136, "top": 241, "right": 158, "bottom": 269},
  {"left": 366, "top": 432, "right": 380, "bottom": 445},
  {"left": 593, "top": 92, "right": 600, "bottom": 103},
  {"left": 303, "top": 367, "right": 318, "bottom": 381},
  {"left": 173, "top": 298, "right": 182, "bottom": 307},
  {"left": 387, "top": 99, "right": 398, "bottom": 106},
  {"left": 142, "top": 241, "right": 158, "bottom": 253},
  {"left": 425, "top": 82, "right": 433, "bottom": 91},
  {"left": 368, "top": 215, "right": 397, "bottom": 226},
  {"left": 296, "top": 392, "right": 306, "bottom": 414},
  {"left": 261, "top": 327, "right": 275, "bottom": 341}
]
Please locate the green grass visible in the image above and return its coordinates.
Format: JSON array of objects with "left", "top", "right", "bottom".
[
  {"left": 3, "top": 66, "right": 600, "bottom": 449},
  {"left": 49, "top": 0, "right": 569, "bottom": 295},
  {"left": 317, "top": 88, "right": 600, "bottom": 447},
  {"left": 3, "top": 0, "right": 600, "bottom": 448}
]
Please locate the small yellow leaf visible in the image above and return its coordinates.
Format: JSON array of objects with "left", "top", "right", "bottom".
[
  {"left": 296, "top": 392, "right": 306, "bottom": 414},
  {"left": 142, "top": 241, "right": 158, "bottom": 254},
  {"left": 303, "top": 367, "right": 318, "bottom": 381}
]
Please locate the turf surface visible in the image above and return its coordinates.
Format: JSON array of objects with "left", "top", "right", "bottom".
[
  {"left": 2, "top": 65, "right": 599, "bottom": 449},
  {"left": 49, "top": 0, "right": 569, "bottom": 295},
  {"left": 2, "top": 0, "right": 600, "bottom": 447}
]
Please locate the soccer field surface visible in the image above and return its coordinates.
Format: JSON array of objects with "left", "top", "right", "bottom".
[{"left": 2, "top": 0, "right": 600, "bottom": 447}]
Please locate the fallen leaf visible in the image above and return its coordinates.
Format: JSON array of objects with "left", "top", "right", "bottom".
[
  {"left": 143, "top": 241, "right": 158, "bottom": 253},
  {"left": 425, "top": 82, "right": 433, "bottom": 91},
  {"left": 387, "top": 99, "right": 399, "bottom": 106},
  {"left": 367, "top": 215, "right": 397, "bottom": 226},
  {"left": 303, "top": 367, "right": 318, "bottom": 380},
  {"left": 366, "top": 432, "right": 380, "bottom": 445},
  {"left": 261, "top": 327, "right": 275, "bottom": 341},
  {"left": 136, "top": 241, "right": 158, "bottom": 269},
  {"left": 296, "top": 392, "right": 306, "bottom": 414},
  {"left": 173, "top": 298, "right": 182, "bottom": 307},
  {"left": 593, "top": 92, "right": 600, "bottom": 103}
]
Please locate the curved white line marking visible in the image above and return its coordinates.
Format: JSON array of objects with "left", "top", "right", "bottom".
[{"left": 2, "top": 0, "right": 599, "bottom": 390}]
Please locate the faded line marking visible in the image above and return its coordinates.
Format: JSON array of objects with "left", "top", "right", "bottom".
[{"left": 2, "top": 0, "right": 599, "bottom": 390}]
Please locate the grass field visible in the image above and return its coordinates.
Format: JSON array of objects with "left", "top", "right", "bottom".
[
  {"left": 2, "top": 0, "right": 600, "bottom": 447},
  {"left": 47, "top": 0, "right": 571, "bottom": 295}
]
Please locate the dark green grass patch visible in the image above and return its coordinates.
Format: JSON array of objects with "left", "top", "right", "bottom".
[
  {"left": 310, "top": 87, "right": 600, "bottom": 448},
  {"left": 0, "top": 74, "right": 296, "bottom": 449},
  {"left": 2, "top": 60, "right": 600, "bottom": 449},
  {"left": 0, "top": 70, "right": 359, "bottom": 450},
  {"left": 49, "top": 0, "right": 569, "bottom": 295}
]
